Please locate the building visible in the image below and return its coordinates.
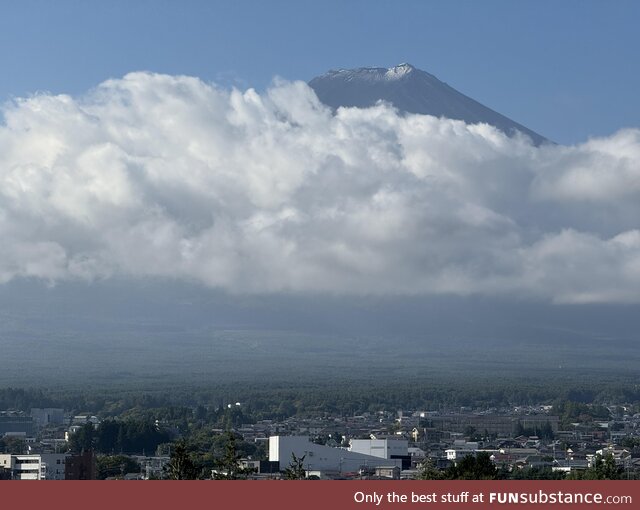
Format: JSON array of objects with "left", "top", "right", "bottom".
[
  {"left": 374, "top": 465, "right": 401, "bottom": 479},
  {"left": 445, "top": 441, "right": 479, "bottom": 461},
  {"left": 425, "top": 414, "right": 559, "bottom": 436},
  {"left": 0, "top": 413, "right": 35, "bottom": 437},
  {"left": 269, "top": 436, "right": 402, "bottom": 475},
  {"left": 65, "top": 451, "right": 97, "bottom": 480},
  {"left": 131, "top": 456, "right": 171, "bottom": 479},
  {"left": 349, "top": 438, "right": 411, "bottom": 469},
  {"left": 0, "top": 453, "right": 68, "bottom": 480},
  {"left": 30, "top": 408, "right": 65, "bottom": 427}
]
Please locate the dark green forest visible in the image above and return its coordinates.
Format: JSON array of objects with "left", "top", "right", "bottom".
[{"left": 2, "top": 372, "right": 640, "bottom": 418}]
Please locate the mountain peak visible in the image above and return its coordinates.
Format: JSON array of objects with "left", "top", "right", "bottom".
[
  {"left": 309, "top": 64, "right": 547, "bottom": 145},
  {"left": 385, "top": 63, "right": 415, "bottom": 79},
  {"left": 325, "top": 63, "right": 418, "bottom": 82}
]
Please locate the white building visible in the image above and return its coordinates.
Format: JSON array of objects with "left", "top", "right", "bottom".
[
  {"left": 0, "top": 454, "right": 68, "bottom": 480},
  {"left": 445, "top": 441, "right": 479, "bottom": 461},
  {"left": 349, "top": 438, "right": 408, "bottom": 459},
  {"left": 269, "top": 436, "right": 401, "bottom": 474}
]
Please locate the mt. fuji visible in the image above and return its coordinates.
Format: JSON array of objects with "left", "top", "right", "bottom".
[{"left": 309, "top": 63, "right": 547, "bottom": 145}]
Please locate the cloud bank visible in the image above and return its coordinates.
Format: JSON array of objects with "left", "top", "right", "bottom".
[{"left": 1, "top": 72, "right": 639, "bottom": 303}]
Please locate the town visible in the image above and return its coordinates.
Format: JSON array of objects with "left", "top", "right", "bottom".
[{"left": 2, "top": 398, "right": 639, "bottom": 480}]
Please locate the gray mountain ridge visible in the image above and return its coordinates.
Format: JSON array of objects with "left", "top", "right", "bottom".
[{"left": 309, "top": 63, "right": 547, "bottom": 145}]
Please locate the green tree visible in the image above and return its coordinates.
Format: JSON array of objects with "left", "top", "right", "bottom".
[
  {"left": 463, "top": 425, "right": 476, "bottom": 438},
  {"left": 213, "top": 432, "right": 254, "bottom": 479},
  {"left": 0, "top": 436, "right": 27, "bottom": 455},
  {"left": 282, "top": 453, "right": 307, "bottom": 480},
  {"left": 447, "top": 452, "right": 496, "bottom": 480},
  {"left": 69, "top": 422, "right": 95, "bottom": 453},
  {"left": 92, "top": 419, "right": 171, "bottom": 454},
  {"left": 582, "top": 454, "right": 622, "bottom": 480},
  {"left": 414, "top": 458, "right": 443, "bottom": 480},
  {"left": 96, "top": 455, "right": 141, "bottom": 479},
  {"left": 165, "top": 440, "right": 199, "bottom": 480},
  {"left": 510, "top": 466, "right": 564, "bottom": 480}
]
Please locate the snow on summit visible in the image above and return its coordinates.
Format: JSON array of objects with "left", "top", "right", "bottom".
[
  {"left": 384, "top": 63, "right": 415, "bottom": 79},
  {"left": 309, "top": 63, "right": 547, "bottom": 145}
]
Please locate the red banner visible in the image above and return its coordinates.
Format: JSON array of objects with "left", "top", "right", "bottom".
[{"left": 1, "top": 480, "right": 638, "bottom": 509}]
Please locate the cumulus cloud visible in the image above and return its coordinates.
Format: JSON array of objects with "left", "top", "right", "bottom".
[{"left": 1, "top": 72, "right": 639, "bottom": 303}]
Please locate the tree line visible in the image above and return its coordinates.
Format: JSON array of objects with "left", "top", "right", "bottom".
[{"left": 69, "top": 420, "right": 172, "bottom": 455}]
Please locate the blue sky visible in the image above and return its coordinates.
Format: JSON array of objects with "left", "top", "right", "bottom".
[
  {"left": 1, "top": 0, "right": 639, "bottom": 144},
  {"left": 1, "top": 1, "right": 640, "bottom": 307}
]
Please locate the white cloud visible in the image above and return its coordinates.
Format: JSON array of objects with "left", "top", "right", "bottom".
[{"left": 1, "top": 72, "right": 639, "bottom": 302}]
